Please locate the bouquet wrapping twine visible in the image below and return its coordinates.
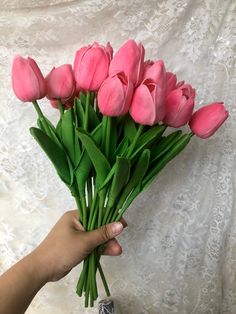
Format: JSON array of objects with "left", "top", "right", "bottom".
[{"left": 11, "top": 39, "right": 228, "bottom": 308}]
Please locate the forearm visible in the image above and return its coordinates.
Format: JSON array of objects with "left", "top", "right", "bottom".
[{"left": 0, "top": 252, "right": 47, "bottom": 314}]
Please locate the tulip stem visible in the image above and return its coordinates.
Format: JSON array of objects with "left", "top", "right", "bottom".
[
  {"left": 105, "top": 116, "right": 112, "bottom": 158},
  {"left": 84, "top": 92, "right": 91, "bottom": 131},
  {"left": 32, "top": 100, "right": 51, "bottom": 136},
  {"left": 58, "top": 99, "right": 64, "bottom": 118},
  {"left": 126, "top": 124, "right": 144, "bottom": 158}
]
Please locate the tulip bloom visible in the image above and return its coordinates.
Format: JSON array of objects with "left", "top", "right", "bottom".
[
  {"left": 143, "top": 60, "right": 154, "bottom": 78},
  {"left": 12, "top": 55, "right": 46, "bottom": 102},
  {"left": 98, "top": 72, "right": 133, "bottom": 116},
  {"left": 74, "top": 42, "right": 112, "bottom": 91},
  {"left": 189, "top": 102, "right": 228, "bottom": 138},
  {"left": 46, "top": 64, "right": 75, "bottom": 100},
  {"left": 50, "top": 98, "right": 73, "bottom": 110},
  {"left": 109, "top": 39, "right": 145, "bottom": 87},
  {"left": 129, "top": 79, "right": 165, "bottom": 125},
  {"left": 163, "top": 84, "right": 195, "bottom": 128}
]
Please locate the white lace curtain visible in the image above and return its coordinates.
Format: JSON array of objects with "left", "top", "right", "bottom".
[{"left": 0, "top": 0, "right": 235, "bottom": 313}]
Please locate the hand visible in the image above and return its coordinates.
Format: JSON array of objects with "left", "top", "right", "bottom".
[{"left": 29, "top": 210, "right": 126, "bottom": 282}]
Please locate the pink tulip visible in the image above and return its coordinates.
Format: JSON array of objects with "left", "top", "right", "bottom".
[
  {"left": 163, "top": 83, "right": 195, "bottom": 127},
  {"left": 143, "top": 60, "right": 154, "bottom": 78},
  {"left": 46, "top": 64, "right": 75, "bottom": 100},
  {"left": 74, "top": 42, "right": 112, "bottom": 91},
  {"left": 98, "top": 72, "right": 133, "bottom": 116},
  {"left": 166, "top": 72, "right": 177, "bottom": 96},
  {"left": 129, "top": 79, "right": 165, "bottom": 125},
  {"left": 189, "top": 102, "right": 228, "bottom": 138},
  {"left": 12, "top": 55, "right": 46, "bottom": 102},
  {"left": 109, "top": 39, "right": 145, "bottom": 87}
]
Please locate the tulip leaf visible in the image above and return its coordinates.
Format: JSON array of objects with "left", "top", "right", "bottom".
[
  {"left": 74, "top": 122, "right": 103, "bottom": 195},
  {"left": 30, "top": 127, "right": 71, "bottom": 186},
  {"left": 124, "top": 115, "right": 137, "bottom": 143},
  {"left": 151, "top": 130, "right": 183, "bottom": 163},
  {"left": 88, "top": 103, "right": 100, "bottom": 131},
  {"left": 110, "top": 137, "right": 129, "bottom": 164},
  {"left": 107, "top": 157, "right": 131, "bottom": 208},
  {"left": 75, "top": 98, "right": 84, "bottom": 128},
  {"left": 116, "top": 149, "right": 150, "bottom": 210},
  {"left": 61, "top": 108, "right": 75, "bottom": 164},
  {"left": 141, "top": 134, "right": 192, "bottom": 191},
  {"left": 76, "top": 127, "right": 111, "bottom": 188},
  {"left": 131, "top": 124, "right": 166, "bottom": 159}
]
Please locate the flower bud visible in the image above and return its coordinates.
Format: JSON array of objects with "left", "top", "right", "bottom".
[
  {"left": 98, "top": 72, "right": 133, "bottom": 116},
  {"left": 74, "top": 42, "right": 112, "bottom": 91},
  {"left": 189, "top": 102, "right": 228, "bottom": 138},
  {"left": 163, "top": 83, "right": 195, "bottom": 127},
  {"left": 12, "top": 55, "right": 46, "bottom": 102},
  {"left": 109, "top": 39, "right": 145, "bottom": 87}
]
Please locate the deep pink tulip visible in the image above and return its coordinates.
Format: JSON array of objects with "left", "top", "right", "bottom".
[
  {"left": 74, "top": 42, "right": 112, "bottom": 91},
  {"left": 12, "top": 55, "right": 46, "bottom": 102},
  {"left": 98, "top": 72, "right": 133, "bottom": 116},
  {"left": 46, "top": 64, "right": 75, "bottom": 100},
  {"left": 129, "top": 79, "right": 165, "bottom": 125},
  {"left": 109, "top": 39, "right": 145, "bottom": 87},
  {"left": 163, "top": 83, "right": 195, "bottom": 127},
  {"left": 189, "top": 102, "right": 228, "bottom": 138}
]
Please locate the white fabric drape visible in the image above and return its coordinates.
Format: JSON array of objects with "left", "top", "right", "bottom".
[{"left": 0, "top": 0, "right": 235, "bottom": 313}]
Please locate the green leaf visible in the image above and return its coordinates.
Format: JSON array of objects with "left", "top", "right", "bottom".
[
  {"left": 75, "top": 98, "right": 84, "bottom": 128},
  {"left": 131, "top": 124, "right": 166, "bottom": 159},
  {"left": 88, "top": 103, "right": 100, "bottom": 131},
  {"left": 107, "top": 157, "right": 131, "bottom": 208},
  {"left": 151, "top": 130, "right": 182, "bottom": 163},
  {"left": 110, "top": 137, "right": 129, "bottom": 164},
  {"left": 76, "top": 128, "right": 111, "bottom": 188},
  {"left": 30, "top": 127, "right": 71, "bottom": 185},
  {"left": 141, "top": 133, "right": 192, "bottom": 191},
  {"left": 61, "top": 108, "right": 75, "bottom": 164},
  {"left": 124, "top": 115, "right": 137, "bottom": 143},
  {"left": 116, "top": 149, "right": 150, "bottom": 210}
]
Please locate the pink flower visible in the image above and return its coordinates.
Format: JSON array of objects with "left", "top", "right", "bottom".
[
  {"left": 166, "top": 71, "right": 185, "bottom": 97},
  {"left": 46, "top": 64, "right": 75, "bottom": 100},
  {"left": 129, "top": 79, "right": 165, "bottom": 125},
  {"left": 74, "top": 42, "right": 112, "bottom": 91},
  {"left": 189, "top": 102, "right": 229, "bottom": 138},
  {"left": 109, "top": 39, "right": 145, "bottom": 87},
  {"left": 163, "top": 83, "right": 195, "bottom": 127},
  {"left": 143, "top": 60, "right": 154, "bottom": 78},
  {"left": 12, "top": 55, "right": 46, "bottom": 102},
  {"left": 98, "top": 72, "right": 133, "bottom": 116}
]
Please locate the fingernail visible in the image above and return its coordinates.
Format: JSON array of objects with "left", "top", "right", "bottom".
[{"left": 111, "top": 222, "right": 123, "bottom": 235}]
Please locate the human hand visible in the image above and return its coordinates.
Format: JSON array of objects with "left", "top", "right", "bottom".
[{"left": 29, "top": 210, "right": 125, "bottom": 282}]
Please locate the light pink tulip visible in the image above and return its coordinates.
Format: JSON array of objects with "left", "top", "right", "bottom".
[
  {"left": 109, "top": 39, "right": 145, "bottom": 87},
  {"left": 74, "top": 42, "right": 112, "bottom": 91},
  {"left": 12, "top": 55, "right": 46, "bottom": 102},
  {"left": 166, "top": 72, "right": 177, "bottom": 96},
  {"left": 98, "top": 72, "right": 133, "bottom": 116},
  {"left": 129, "top": 79, "right": 165, "bottom": 125},
  {"left": 189, "top": 102, "right": 228, "bottom": 138},
  {"left": 46, "top": 64, "right": 75, "bottom": 100},
  {"left": 163, "top": 84, "right": 195, "bottom": 127}
]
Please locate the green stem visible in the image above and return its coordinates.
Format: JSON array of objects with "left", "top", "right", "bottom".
[
  {"left": 88, "top": 191, "right": 98, "bottom": 230},
  {"left": 84, "top": 92, "right": 90, "bottom": 131},
  {"left": 97, "top": 260, "right": 110, "bottom": 297},
  {"left": 101, "top": 116, "right": 108, "bottom": 154},
  {"left": 57, "top": 99, "right": 64, "bottom": 118},
  {"left": 76, "top": 259, "right": 88, "bottom": 296},
  {"left": 87, "top": 177, "right": 93, "bottom": 210},
  {"left": 32, "top": 100, "right": 51, "bottom": 136},
  {"left": 126, "top": 124, "right": 144, "bottom": 158},
  {"left": 75, "top": 196, "right": 83, "bottom": 222},
  {"left": 80, "top": 194, "right": 87, "bottom": 230},
  {"left": 105, "top": 116, "right": 112, "bottom": 158}
]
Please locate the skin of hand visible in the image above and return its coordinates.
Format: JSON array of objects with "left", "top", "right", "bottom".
[{"left": 0, "top": 210, "right": 125, "bottom": 314}]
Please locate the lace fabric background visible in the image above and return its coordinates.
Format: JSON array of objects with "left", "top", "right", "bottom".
[{"left": 0, "top": 0, "right": 236, "bottom": 313}]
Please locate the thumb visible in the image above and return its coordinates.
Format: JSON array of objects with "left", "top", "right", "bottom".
[{"left": 84, "top": 222, "right": 124, "bottom": 251}]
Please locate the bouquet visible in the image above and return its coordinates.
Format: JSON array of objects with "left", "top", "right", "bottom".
[{"left": 11, "top": 39, "right": 228, "bottom": 307}]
